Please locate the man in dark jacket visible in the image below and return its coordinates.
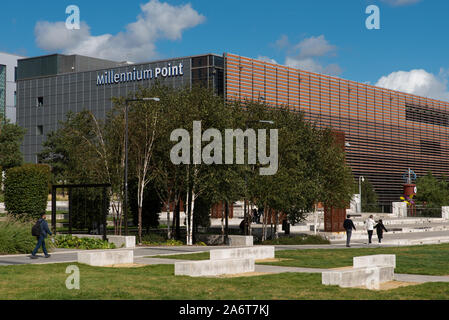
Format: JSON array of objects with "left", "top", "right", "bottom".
[
  {"left": 343, "top": 215, "right": 356, "bottom": 247},
  {"left": 31, "top": 213, "right": 53, "bottom": 259}
]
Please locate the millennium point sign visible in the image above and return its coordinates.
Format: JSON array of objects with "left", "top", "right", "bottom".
[{"left": 96, "top": 63, "right": 185, "bottom": 86}]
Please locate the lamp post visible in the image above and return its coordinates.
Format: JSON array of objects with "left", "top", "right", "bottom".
[
  {"left": 243, "top": 119, "right": 275, "bottom": 236},
  {"left": 358, "top": 176, "right": 365, "bottom": 213},
  {"left": 123, "top": 97, "right": 160, "bottom": 236}
]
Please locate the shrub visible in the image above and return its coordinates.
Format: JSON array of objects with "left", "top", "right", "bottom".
[
  {"left": 54, "top": 235, "right": 116, "bottom": 250},
  {"left": 0, "top": 219, "right": 54, "bottom": 254},
  {"left": 4, "top": 164, "right": 51, "bottom": 220}
]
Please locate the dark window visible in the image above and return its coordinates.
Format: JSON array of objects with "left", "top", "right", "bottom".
[
  {"left": 37, "top": 125, "right": 44, "bottom": 135},
  {"left": 406, "top": 103, "right": 449, "bottom": 127},
  {"left": 192, "top": 56, "right": 208, "bottom": 68},
  {"left": 420, "top": 140, "right": 441, "bottom": 156},
  {"left": 37, "top": 96, "right": 44, "bottom": 107}
]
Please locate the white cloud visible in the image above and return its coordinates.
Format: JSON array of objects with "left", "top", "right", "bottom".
[
  {"left": 274, "top": 35, "right": 341, "bottom": 75},
  {"left": 294, "top": 35, "right": 336, "bottom": 59},
  {"left": 35, "top": 0, "right": 205, "bottom": 62},
  {"left": 375, "top": 69, "right": 449, "bottom": 102},
  {"left": 380, "top": 0, "right": 422, "bottom": 6},
  {"left": 257, "top": 56, "right": 278, "bottom": 65}
]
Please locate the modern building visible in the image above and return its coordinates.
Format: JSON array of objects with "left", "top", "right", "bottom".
[
  {"left": 16, "top": 52, "right": 449, "bottom": 208},
  {"left": 0, "top": 52, "right": 25, "bottom": 123}
]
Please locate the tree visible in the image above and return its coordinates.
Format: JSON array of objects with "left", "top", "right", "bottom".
[
  {"left": 358, "top": 178, "right": 380, "bottom": 213},
  {"left": 0, "top": 119, "right": 26, "bottom": 170},
  {"left": 415, "top": 172, "right": 449, "bottom": 208}
]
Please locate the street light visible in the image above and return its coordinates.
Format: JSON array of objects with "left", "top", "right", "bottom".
[
  {"left": 123, "top": 97, "right": 160, "bottom": 236},
  {"left": 243, "top": 119, "right": 275, "bottom": 236},
  {"left": 358, "top": 176, "right": 365, "bottom": 213}
]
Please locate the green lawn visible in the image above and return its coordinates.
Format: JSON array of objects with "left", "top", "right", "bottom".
[
  {"left": 0, "top": 263, "right": 448, "bottom": 300},
  {"left": 149, "top": 244, "right": 449, "bottom": 276}
]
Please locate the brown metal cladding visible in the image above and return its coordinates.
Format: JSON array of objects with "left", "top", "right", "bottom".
[{"left": 224, "top": 53, "right": 449, "bottom": 206}]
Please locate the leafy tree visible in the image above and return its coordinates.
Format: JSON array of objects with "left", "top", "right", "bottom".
[
  {"left": 415, "top": 172, "right": 449, "bottom": 208},
  {"left": 358, "top": 178, "right": 381, "bottom": 213},
  {"left": 0, "top": 119, "right": 26, "bottom": 170}
]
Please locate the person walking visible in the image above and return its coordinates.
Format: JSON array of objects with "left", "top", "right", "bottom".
[
  {"left": 374, "top": 219, "right": 388, "bottom": 244},
  {"left": 343, "top": 215, "right": 356, "bottom": 247},
  {"left": 365, "top": 215, "right": 375, "bottom": 244},
  {"left": 30, "top": 213, "right": 53, "bottom": 259}
]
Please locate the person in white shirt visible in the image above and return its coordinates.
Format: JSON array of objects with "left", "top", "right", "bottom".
[{"left": 365, "top": 215, "right": 375, "bottom": 244}]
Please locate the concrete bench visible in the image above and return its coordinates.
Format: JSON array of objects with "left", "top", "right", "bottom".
[
  {"left": 228, "top": 235, "right": 254, "bottom": 246},
  {"left": 322, "top": 266, "right": 394, "bottom": 288},
  {"left": 107, "top": 236, "right": 136, "bottom": 248},
  {"left": 353, "top": 254, "right": 396, "bottom": 268},
  {"left": 78, "top": 250, "right": 133, "bottom": 267},
  {"left": 210, "top": 246, "right": 275, "bottom": 261},
  {"left": 175, "top": 258, "right": 255, "bottom": 277}
]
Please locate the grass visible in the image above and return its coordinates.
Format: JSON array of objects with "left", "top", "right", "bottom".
[
  {"left": 259, "top": 244, "right": 449, "bottom": 276},
  {"left": 0, "top": 263, "right": 448, "bottom": 300},
  {"left": 148, "top": 243, "right": 449, "bottom": 276}
]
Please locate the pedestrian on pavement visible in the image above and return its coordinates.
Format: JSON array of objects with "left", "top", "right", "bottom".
[
  {"left": 365, "top": 215, "right": 375, "bottom": 244},
  {"left": 31, "top": 213, "right": 52, "bottom": 259},
  {"left": 253, "top": 208, "right": 258, "bottom": 223},
  {"left": 343, "top": 215, "right": 356, "bottom": 247},
  {"left": 374, "top": 219, "right": 388, "bottom": 243}
]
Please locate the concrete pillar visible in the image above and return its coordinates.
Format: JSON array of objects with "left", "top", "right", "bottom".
[
  {"left": 392, "top": 202, "right": 407, "bottom": 217},
  {"left": 442, "top": 207, "right": 449, "bottom": 220},
  {"left": 350, "top": 194, "right": 360, "bottom": 214}
]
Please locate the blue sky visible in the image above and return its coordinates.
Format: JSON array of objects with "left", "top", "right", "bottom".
[{"left": 1, "top": 0, "right": 448, "bottom": 100}]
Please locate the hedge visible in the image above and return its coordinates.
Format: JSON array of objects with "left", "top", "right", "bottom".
[
  {"left": 0, "top": 219, "right": 54, "bottom": 254},
  {"left": 4, "top": 164, "right": 51, "bottom": 220}
]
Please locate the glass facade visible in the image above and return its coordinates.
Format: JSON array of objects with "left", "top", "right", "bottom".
[
  {"left": 17, "top": 54, "right": 224, "bottom": 163},
  {"left": 225, "top": 53, "right": 449, "bottom": 206}
]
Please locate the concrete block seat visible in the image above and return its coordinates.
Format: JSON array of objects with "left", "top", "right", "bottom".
[
  {"left": 322, "top": 266, "right": 394, "bottom": 288},
  {"left": 353, "top": 254, "right": 396, "bottom": 268},
  {"left": 78, "top": 250, "right": 133, "bottom": 267},
  {"left": 175, "top": 258, "right": 255, "bottom": 277},
  {"left": 210, "top": 246, "right": 275, "bottom": 261},
  {"left": 107, "top": 236, "right": 136, "bottom": 248}
]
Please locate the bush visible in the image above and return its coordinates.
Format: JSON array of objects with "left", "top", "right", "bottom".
[
  {"left": 54, "top": 235, "right": 116, "bottom": 250},
  {"left": 0, "top": 219, "right": 54, "bottom": 254},
  {"left": 4, "top": 164, "right": 51, "bottom": 220}
]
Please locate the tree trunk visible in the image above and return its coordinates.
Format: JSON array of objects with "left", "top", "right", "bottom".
[
  {"left": 175, "top": 198, "right": 180, "bottom": 240},
  {"left": 225, "top": 201, "right": 229, "bottom": 245},
  {"left": 166, "top": 193, "right": 171, "bottom": 239},
  {"left": 186, "top": 186, "right": 191, "bottom": 246},
  {"left": 274, "top": 211, "right": 279, "bottom": 239},
  {"left": 221, "top": 202, "right": 225, "bottom": 243},
  {"left": 189, "top": 192, "right": 195, "bottom": 246},
  {"left": 138, "top": 206, "right": 143, "bottom": 245}
]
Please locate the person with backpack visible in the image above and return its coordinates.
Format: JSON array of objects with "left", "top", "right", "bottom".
[
  {"left": 374, "top": 219, "right": 388, "bottom": 244},
  {"left": 30, "top": 213, "right": 53, "bottom": 259},
  {"left": 343, "top": 215, "right": 356, "bottom": 247}
]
